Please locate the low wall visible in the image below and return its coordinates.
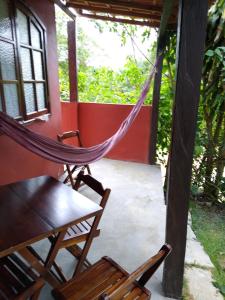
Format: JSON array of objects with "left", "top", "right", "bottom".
[{"left": 61, "top": 101, "right": 152, "bottom": 164}]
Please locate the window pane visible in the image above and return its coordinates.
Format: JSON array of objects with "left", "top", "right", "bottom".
[
  {"left": 36, "top": 83, "right": 45, "bottom": 110},
  {"left": 24, "top": 83, "right": 35, "bottom": 113},
  {"left": 0, "top": 40, "right": 16, "bottom": 80},
  {"left": 21, "top": 47, "right": 32, "bottom": 79},
  {"left": 17, "top": 9, "right": 29, "bottom": 45},
  {"left": 31, "top": 22, "right": 41, "bottom": 49},
  {"left": 0, "top": 0, "right": 12, "bottom": 39},
  {"left": 3, "top": 84, "right": 20, "bottom": 117},
  {"left": 33, "top": 51, "right": 43, "bottom": 79}
]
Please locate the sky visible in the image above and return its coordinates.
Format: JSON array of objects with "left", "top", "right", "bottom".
[{"left": 76, "top": 17, "right": 157, "bottom": 70}]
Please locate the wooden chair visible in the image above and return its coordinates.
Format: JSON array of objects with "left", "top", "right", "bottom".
[
  {"left": 57, "top": 130, "right": 91, "bottom": 187},
  {"left": 0, "top": 253, "right": 44, "bottom": 299},
  {"left": 49, "top": 171, "right": 111, "bottom": 281},
  {"left": 52, "top": 244, "right": 171, "bottom": 300}
]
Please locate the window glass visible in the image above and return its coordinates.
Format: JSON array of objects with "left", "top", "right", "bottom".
[
  {"left": 31, "top": 22, "right": 41, "bottom": 49},
  {"left": 33, "top": 51, "right": 43, "bottom": 79},
  {"left": 0, "top": 2, "right": 48, "bottom": 120},
  {"left": 17, "top": 9, "right": 29, "bottom": 45},
  {"left": 3, "top": 84, "right": 19, "bottom": 117},
  {"left": 0, "top": 0, "right": 12, "bottom": 40},
  {"left": 0, "top": 40, "right": 16, "bottom": 80},
  {"left": 21, "top": 47, "right": 33, "bottom": 79},
  {"left": 36, "top": 83, "right": 45, "bottom": 110},
  {"left": 24, "top": 83, "right": 35, "bottom": 113}
]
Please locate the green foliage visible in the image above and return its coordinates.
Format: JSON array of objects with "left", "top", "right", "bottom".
[
  {"left": 78, "top": 57, "right": 152, "bottom": 104},
  {"left": 156, "top": 34, "right": 176, "bottom": 160},
  {"left": 55, "top": 7, "right": 70, "bottom": 101},
  {"left": 191, "top": 202, "right": 225, "bottom": 297},
  {"left": 56, "top": 8, "right": 92, "bottom": 101},
  {"left": 192, "top": 0, "right": 225, "bottom": 204}
]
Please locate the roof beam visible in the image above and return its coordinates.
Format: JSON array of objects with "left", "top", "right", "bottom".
[
  {"left": 67, "top": 0, "right": 162, "bottom": 13},
  {"left": 77, "top": 10, "right": 160, "bottom": 27},
  {"left": 67, "top": 3, "right": 163, "bottom": 20},
  {"left": 54, "top": 0, "right": 76, "bottom": 20}
]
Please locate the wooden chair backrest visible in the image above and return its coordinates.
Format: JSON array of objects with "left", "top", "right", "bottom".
[
  {"left": 74, "top": 171, "right": 111, "bottom": 209},
  {"left": 100, "top": 244, "right": 172, "bottom": 300},
  {"left": 57, "top": 130, "right": 83, "bottom": 147}
]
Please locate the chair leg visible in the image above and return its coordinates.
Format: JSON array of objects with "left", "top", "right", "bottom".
[
  {"left": 72, "top": 213, "right": 101, "bottom": 277},
  {"left": 52, "top": 261, "right": 67, "bottom": 283},
  {"left": 66, "top": 244, "right": 92, "bottom": 269},
  {"left": 86, "top": 165, "right": 91, "bottom": 175},
  {"left": 66, "top": 165, "right": 75, "bottom": 188}
]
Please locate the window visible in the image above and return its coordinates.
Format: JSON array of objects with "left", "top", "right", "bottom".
[{"left": 0, "top": 0, "right": 49, "bottom": 121}]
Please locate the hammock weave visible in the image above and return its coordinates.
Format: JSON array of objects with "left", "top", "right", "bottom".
[{"left": 0, "top": 57, "right": 159, "bottom": 165}]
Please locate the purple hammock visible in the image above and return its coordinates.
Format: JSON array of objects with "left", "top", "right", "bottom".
[{"left": 0, "top": 58, "right": 159, "bottom": 166}]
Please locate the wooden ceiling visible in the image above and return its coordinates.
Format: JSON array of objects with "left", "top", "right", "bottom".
[{"left": 65, "top": 0, "right": 179, "bottom": 27}]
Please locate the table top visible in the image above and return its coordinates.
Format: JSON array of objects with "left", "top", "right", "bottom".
[{"left": 0, "top": 176, "right": 102, "bottom": 258}]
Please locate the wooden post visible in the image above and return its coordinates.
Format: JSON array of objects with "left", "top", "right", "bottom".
[
  {"left": 67, "top": 20, "right": 78, "bottom": 102},
  {"left": 162, "top": 0, "right": 208, "bottom": 298},
  {"left": 148, "top": 47, "right": 164, "bottom": 164},
  {"left": 149, "top": 0, "right": 174, "bottom": 165}
]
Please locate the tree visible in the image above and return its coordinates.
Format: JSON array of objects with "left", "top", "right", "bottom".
[
  {"left": 55, "top": 8, "right": 92, "bottom": 100},
  {"left": 192, "top": 0, "right": 225, "bottom": 203}
]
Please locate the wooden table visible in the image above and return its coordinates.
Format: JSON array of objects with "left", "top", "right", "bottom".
[{"left": 0, "top": 175, "right": 102, "bottom": 286}]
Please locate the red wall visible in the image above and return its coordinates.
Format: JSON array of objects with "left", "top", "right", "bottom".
[
  {"left": 61, "top": 102, "right": 79, "bottom": 133},
  {"left": 0, "top": 0, "right": 62, "bottom": 185},
  {"left": 61, "top": 102, "right": 152, "bottom": 164}
]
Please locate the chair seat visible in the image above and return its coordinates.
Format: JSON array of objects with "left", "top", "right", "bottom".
[{"left": 52, "top": 257, "right": 150, "bottom": 300}]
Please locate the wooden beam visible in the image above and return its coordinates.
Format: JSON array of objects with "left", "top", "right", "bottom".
[
  {"left": 162, "top": 0, "right": 208, "bottom": 298},
  {"left": 78, "top": 11, "right": 161, "bottom": 27},
  {"left": 54, "top": 0, "right": 76, "bottom": 20},
  {"left": 68, "top": 0, "right": 162, "bottom": 13},
  {"left": 149, "top": 50, "right": 164, "bottom": 164},
  {"left": 67, "top": 3, "right": 163, "bottom": 20},
  {"left": 67, "top": 20, "right": 78, "bottom": 102},
  {"left": 149, "top": 0, "right": 175, "bottom": 164}
]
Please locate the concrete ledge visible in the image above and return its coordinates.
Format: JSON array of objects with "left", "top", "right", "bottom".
[{"left": 185, "top": 267, "right": 223, "bottom": 300}]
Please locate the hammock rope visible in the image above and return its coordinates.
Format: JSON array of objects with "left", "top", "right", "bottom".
[{"left": 0, "top": 56, "right": 160, "bottom": 165}]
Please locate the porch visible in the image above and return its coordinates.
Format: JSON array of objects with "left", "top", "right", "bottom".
[
  {"left": 0, "top": 0, "right": 212, "bottom": 298},
  {"left": 36, "top": 158, "right": 215, "bottom": 299},
  {"left": 36, "top": 158, "right": 172, "bottom": 299}
]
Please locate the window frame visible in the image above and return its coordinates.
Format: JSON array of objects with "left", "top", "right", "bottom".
[{"left": 0, "top": 0, "right": 50, "bottom": 121}]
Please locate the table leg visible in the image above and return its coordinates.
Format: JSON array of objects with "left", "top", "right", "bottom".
[{"left": 45, "top": 230, "right": 66, "bottom": 269}]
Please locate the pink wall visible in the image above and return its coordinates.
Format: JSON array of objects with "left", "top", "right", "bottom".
[
  {"left": 0, "top": 0, "right": 62, "bottom": 185},
  {"left": 61, "top": 101, "right": 152, "bottom": 164}
]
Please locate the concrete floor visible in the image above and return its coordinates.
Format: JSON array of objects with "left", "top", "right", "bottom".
[{"left": 37, "top": 158, "right": 174, "bottom": 300}]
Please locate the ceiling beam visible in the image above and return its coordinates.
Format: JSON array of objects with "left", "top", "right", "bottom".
[
  {"left": 67, "top": 3, "right": 163, "bottom": 20},
  {"left": 77, "top": 10, "right": 160, "bottom": 27},
  {"left": 67, "top": 0, "right": 162, "bottom": 13},
  {"left": 54, "top": 0, "right": 77, "bottom": 20}
]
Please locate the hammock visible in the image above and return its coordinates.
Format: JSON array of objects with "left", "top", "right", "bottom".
[{"left": 0, "top": 57, "right": 159, "bottom": 166}]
